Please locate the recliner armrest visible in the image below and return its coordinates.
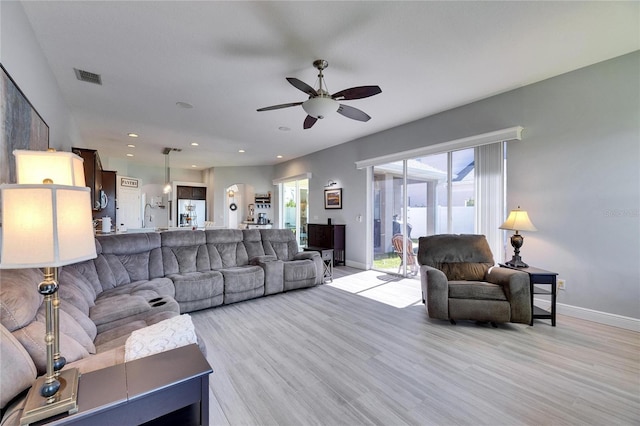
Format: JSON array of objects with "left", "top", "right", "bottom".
[
  {"left": 293, "top": 252, "right": 319, "bottom": 261},
  {"left": 420, "top": 265, "right": 449, "bottom": 320},
  {"left": 486, "top": 267, "right": 531, "bottom": 324}
]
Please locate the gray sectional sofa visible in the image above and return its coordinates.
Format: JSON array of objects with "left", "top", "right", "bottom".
[{"left": 0, "top": 228, "right": 322, "bottom": 425}]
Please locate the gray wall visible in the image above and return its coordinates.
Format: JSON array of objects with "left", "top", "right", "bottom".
[{"left": 275, "top": 52, "right": 640, "bottom": 319}]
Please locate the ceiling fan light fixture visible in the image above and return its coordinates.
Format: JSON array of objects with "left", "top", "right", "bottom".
[{"left": 302, "top": 97, "right": 339, "bottom": 119}]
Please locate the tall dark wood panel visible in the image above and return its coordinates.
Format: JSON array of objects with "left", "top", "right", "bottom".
[
  {"left": 72, "top": 147, "right": 103, "bottom": 211},
  {"left": 93, "top": 170, "right": 116, "bottom": 228},
  {"left": 307, "top": 224, "right": 346, "bottom": 265}
]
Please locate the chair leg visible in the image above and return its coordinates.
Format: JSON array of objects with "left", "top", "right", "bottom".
[{"left": 449, "top": 319, "right": 456, "bottom": 325}]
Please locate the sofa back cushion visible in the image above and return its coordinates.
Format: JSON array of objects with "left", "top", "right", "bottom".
[
  {"left": 242, "top": 229, "right": 266, "bottom": 259},
  {"left": 96, "top": 233, "right": 164, "bottom": 290},
  {"left": 0, "top": 268, "right": 43, "bottom": 332},
  {"left": 260, "top": 229, "right": 299, "bottom": 261},
  {"left": 205, "top": 229, "right": 249, "bottom": 268},
  {"left": 67, "top": 239, "right": 103, "bottom": 296},
  {"left": 1, "top": 324, "right": 37, "bottom": 410},
  {"left": 161, "top": 230, "right": 211, "bottom": 274},
  {"left": 418, "top": 234, "right": 495, "bottom": 281}
]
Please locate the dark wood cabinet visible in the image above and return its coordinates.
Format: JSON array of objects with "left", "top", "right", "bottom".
[
  {"left": 177, "top": 185, "right": 206, "bottom": 200},
  {"left": 93, "top": 170, "right": 116, "bottom": 226},
  {"left": 72, "top": 147, "right": 103, "bottom": 211},
  {"left": 307, "top": 224, "right": 346, "bottom": 265}
]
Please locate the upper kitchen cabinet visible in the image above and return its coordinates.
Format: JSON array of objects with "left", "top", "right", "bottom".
[
  {"left": 177, "top": 185, "right": 206, "bottom": 200},
  {"left": 72, "top": 147, "right": 103, "bottom": 211}
]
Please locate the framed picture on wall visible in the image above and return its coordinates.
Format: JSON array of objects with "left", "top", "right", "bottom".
[
  {"left": 324, "top": 188, "right": 342, "bottom": 209},
  {"left": 1, "top": 63, "right": 50, "bottom": 185}
]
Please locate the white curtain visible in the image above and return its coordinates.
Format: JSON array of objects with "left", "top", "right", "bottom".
[{"left": 475, "top": 142, "right": 505, "bottom": 263}]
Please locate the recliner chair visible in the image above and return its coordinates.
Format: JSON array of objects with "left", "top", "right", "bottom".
[{"left": 418, "top": 234, "right": 531, "bottom": 326}]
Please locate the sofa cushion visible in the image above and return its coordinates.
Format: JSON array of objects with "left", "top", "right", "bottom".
[
  {"left": 448, "top": 281, "right": 508, "bottom": 301},
  {"left": 90, "top": 278, "right": 177, "bottom": 333},
  {"left": 161, "top": 230, "right": 211, "bottom": 274},
  {"left": 260, "top": 229, "right": 301, "bottom": 261},
  {"left": 0, "top": 269, "right": 44, "bottom": 333},
  {"left": 439, "top": 262, "right": 491, "bottom": 281},
  {"left": 60, "top": 300, "right": 97, "bottom": 342},
  {"left": 242, "top": 229, "right": 266, "bottom": 259},
  {"left": 36, "top": 304, "right": 96, "bottom": 354},
  {"left": 206, "top": 229, "right": 250, "bottom": 268},
  {"left": 96, "top": 233, "right": 164, "bottom": 290},
  {"left": 169, "top": 271, "right": 224, "bottom": 303},
  {"left": 12, "top": 321, "right": 89, "bottom": 375},
  {"left": 220, "top": 266, "right": 265, "bottom": 304},
  {"left": 0, "top": 324, "right": 37, "bottom": 410},
  {"left": 283, "top": 260, "right": 317, "bottom": 291}
]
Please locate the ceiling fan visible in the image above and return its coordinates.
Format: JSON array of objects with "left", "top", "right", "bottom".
[{"left": 257, "top": 59, "right": 382, "bottom": 129}]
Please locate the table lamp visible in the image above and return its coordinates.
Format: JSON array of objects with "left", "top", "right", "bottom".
[
  {"left": 0, "top": 149, "right": 96, "bottom": 424},
  {"left": 499, "top": 206, "right": 537, "bottom": 268}
]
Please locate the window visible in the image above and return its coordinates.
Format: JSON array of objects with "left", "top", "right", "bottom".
[{"left": 371, "top": 144, "right": 503, "bottom": 276}]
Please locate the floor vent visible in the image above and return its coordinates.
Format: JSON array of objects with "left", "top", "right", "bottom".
[{"left": 74, "top": 68, "right": 102, "bottom": 85}]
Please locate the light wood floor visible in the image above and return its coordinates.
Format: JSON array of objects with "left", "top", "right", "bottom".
[{"left": 190, "top": 267, "right": 640, "bottom": 426}]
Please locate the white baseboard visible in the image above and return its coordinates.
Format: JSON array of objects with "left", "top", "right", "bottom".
[{"left": 534, "top": 297, "right": 639, "bottom": 332}]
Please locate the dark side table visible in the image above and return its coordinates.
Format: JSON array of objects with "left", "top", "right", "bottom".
[
  {"left": 35, "top": 344, "right": 212, "bottom": 425},
  {"left": 500, "top": 264, "right": 558, "bottom": 326}
]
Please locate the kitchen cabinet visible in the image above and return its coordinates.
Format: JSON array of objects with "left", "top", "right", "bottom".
[
  {"left": 72, "top": 147, "right": 103, "bottom": 211},
  {"left": 93, "top": 170, "right": 116, "bottom": 228},
  {"left": 177, "top": 185, "right": 206, "bottom": 200}
]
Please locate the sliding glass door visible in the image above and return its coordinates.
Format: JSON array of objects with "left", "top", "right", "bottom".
[
  {"left": 372, "top": 147, "right": 481, "bottom": 276},
  {"left": 281, "top": 178, "right": 309, "bottom": 248}
]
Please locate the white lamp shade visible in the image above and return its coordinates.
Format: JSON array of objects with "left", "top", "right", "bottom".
[
  {"left": 499, "top": 209, "right": 537, "bottom": 232},
  {"left": 0, "top": 184, "right": 97, "bottom": 268},
  {"left": 302, "top": 97, "right": 339, "bottom": 119},
  {"left": 14, "top": 150, "right": 86, "bottom": 187}
]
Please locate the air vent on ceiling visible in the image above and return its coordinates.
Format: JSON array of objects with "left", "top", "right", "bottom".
[{"left": 74, "top": 68, "right": 102, "bottom": 85}]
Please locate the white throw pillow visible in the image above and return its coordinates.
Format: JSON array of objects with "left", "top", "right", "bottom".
[{"left": 124, "top": 314, "right": 197, "bottom": 362}]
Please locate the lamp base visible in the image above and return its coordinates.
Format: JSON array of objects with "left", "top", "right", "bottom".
[
  {"left": 20, "top": 368, "right": 79, "bottom": 425},
  {"left": 505, "top": 255, "right": 529, "bottom": 268}
]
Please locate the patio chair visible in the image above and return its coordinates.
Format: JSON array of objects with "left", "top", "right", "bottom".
[{"left": 392, "top": 234, "right": 418, "bottom": 275}]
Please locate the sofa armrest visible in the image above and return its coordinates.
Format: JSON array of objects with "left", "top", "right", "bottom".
[
  {"left": 293, "top": 251, "right": 318, "bottom": 261},
  {"left": 249, "top": 255, "right": 277, "bottom": 265},
  {"left": 420, "top": 265, "right": 449, "bottom": 320},
  {"left": 486, "top": 267, "right": 531, "bottom": 324}
]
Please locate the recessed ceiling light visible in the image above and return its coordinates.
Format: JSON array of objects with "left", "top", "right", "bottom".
[
  {"left": 191, "top": 142, "right": 199, "bottom": 146},
  {"left": 127, "top": 133, "right": 139, "bottom": 138},
  {"left": 126, "top": 153, "right": 134, "bottom": 157},
  {"left": 127, "top": 144, "right": 135, "bottom": 148},
  {"left": 276, "top": 155, "right": 283, "bottom": 159},
  {"left": 238, "top": 149, "right": 245, "bottom": 153},
  {"left": 191, "top": 165, "right": 197, "bottom": 168},
  {"left": 278, "top": 126, "right": 290, "bottom": 132},
  {"left": 176, "top": 101, "right": 193, "bottom": 109}
]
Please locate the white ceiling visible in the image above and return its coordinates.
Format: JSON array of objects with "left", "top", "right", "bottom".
[{"left": 20, "top": 1, "right": 639, "bottom": 170}]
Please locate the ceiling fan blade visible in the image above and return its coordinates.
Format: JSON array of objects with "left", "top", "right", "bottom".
[
  {"left": 287, "top": 78, "right": 318, "bottom": 97},
  {"left": 332, "top": 85, "right": 381, "bottom": 101},
  {"left": 303, "top": 115, "right": 318, "bottom": 129},
  {"left": 257, "top": 102, "right": 302, "bottom": 112},
  {"left": 337, "top": 104, "right": 371, "bottom": 122}
]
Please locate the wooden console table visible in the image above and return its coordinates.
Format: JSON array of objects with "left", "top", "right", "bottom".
[{"left": 35, "top": 344, "right": 212, "bottom": 426}]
